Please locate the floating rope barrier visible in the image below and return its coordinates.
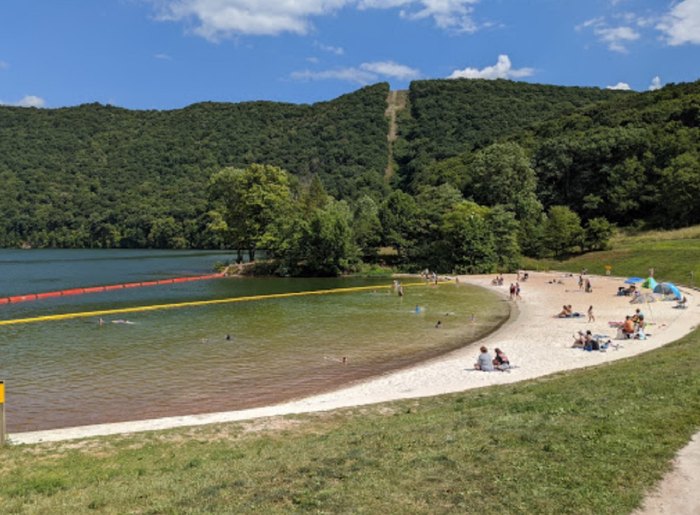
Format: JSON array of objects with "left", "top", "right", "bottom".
[
  {"left": 0, "top": 273, "right": 225, "bottom": 305},
  {"left": 0, "top": 281, "right": 438, "bottom": 326}
]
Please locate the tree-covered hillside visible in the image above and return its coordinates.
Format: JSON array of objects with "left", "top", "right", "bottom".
[
  {"left": 394, "top": 79, "right": 625, "bottom": 191},
  {"left": 1, "top": 77, "right": 699, "bottom": 276},
  {"left": 0, "top": 83, "right": 389, "bottom": 248},
  {"left": 396, "top": 79, "right": 700, "bottom": 231}
]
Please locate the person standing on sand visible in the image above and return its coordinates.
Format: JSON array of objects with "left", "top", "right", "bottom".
[{"left": 588, "top": 305, "right": 595, "bottom": 323}]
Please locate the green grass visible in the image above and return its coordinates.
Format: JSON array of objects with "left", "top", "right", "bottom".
[
  {"left": 523, "top": 227, "right": 700, "bottom": 287},
  {"left": 2, "top": 326, "right": 700, "bottom": 514}
]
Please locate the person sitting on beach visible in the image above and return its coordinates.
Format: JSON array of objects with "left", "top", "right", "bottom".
[
  {"left": 675, "top": 296, "right": 688, "bottom": 309},
  {"left": 635, "top": 315, "right": 647, "bottom": 340},
  {"left": 622, "top": 316, "right": 635, "bottom": 338},
  {"left": 492, "top": 348, "right": 510, "bottom": 370},
  {"left": 474, "top": 346, "right": 494, "bottom": 371},
  {"left": 557, "top": 305, "right": 573, "bottom": 318},
  {"left": 572, "top": 330, "right": 592, "bottom": 348},
  {"left": 631, "top": 309, "right": 643, "bottom": 324},
  {"left": 619, "top": 285, "right": 636, "bottom": 296}
]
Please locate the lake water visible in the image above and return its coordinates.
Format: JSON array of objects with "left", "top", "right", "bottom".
[{"left": 0, "top": 250, "right": 509, "bottom": 432}]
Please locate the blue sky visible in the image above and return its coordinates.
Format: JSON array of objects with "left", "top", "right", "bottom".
[{"left": 1, "top": 0, "right": 699, "bottom": 110}]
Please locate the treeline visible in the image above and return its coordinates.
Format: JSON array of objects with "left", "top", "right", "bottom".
[
  {"left": 0, "top": 83, "right": 390, "bottom": 248},
  {"left": 1, "top": 77, "right": 699, "bottom": 275}
]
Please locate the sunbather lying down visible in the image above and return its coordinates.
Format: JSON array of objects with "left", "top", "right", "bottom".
[{"left": 557, "top": 305, "right": 583, "bottom": 318}]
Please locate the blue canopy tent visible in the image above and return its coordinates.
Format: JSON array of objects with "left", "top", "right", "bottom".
[{"left": 654, "top": 282, "right": 682, "bottom": 300}]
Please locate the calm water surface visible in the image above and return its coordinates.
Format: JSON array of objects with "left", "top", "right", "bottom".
[{"left": 0, "top": 250, "right": 509, "bottom": 432}]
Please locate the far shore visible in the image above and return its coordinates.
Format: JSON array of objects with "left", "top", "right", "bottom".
[{"left": 12, "top": 271, "right": 699, "bottom": 445}]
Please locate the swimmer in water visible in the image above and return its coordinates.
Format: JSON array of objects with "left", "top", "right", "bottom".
[{"left": 225, "top": 334, "right": 231, "bottom": 341}]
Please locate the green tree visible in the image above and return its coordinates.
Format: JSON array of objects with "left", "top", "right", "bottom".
[
  {"left": 352, "top": 195, "right": 382, "bottom": 259},
  {"left": 468, "top": 142, "right": 540, "bottom": 219},
  {"left": 485, "top": 206, "right": 521, "bottom": 271},
  {"left": 440, "top": 201, "right": 497, "bottom": 274},
  {"left": 543, "top": 205, "right": 584, "bottom": 257},
  {"left": 208, "top": 164, "right": 293, "bottom": 261},
  {"left": 583, "top": 217, "right": 613, "bottom": 252},
  {"left": 379, "top": 190, "right": 419, "bottom": 261},
  {"left": 301, "top": 200, "right": 357, "bottom": 276},
  {"left": 658, "top": 152, "right": 700, "bottom": 226}
]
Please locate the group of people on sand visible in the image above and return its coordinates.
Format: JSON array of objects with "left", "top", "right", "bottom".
[
  {"left": 509, "top": 282, "right": 522, "bottom": 301},
  {"left": 619, "top": 308, "right": 647, "bottom": 340},
  {"left": 474, "top": 346, "right": 511, "bottom": 372}
]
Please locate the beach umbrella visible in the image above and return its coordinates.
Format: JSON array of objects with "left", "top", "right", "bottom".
[
  {"left": 654, "top": 282, "right": 682, "bottom": 300},
  {"left": 642, "top": 276, "right": 658, "bottom": 290},
  {"left": 625, "top": 277, "right": 644, "bottom": 284}
]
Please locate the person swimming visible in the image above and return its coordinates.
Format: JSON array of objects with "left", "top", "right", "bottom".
[{"left": 111, "top": 319, "right": 134, "bottom": 325}]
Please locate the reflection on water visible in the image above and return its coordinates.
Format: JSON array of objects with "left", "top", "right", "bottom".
[{"left": 0, "top": 250, "right": 509, "bottom": 432}]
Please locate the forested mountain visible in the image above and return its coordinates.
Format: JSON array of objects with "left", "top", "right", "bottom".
[
  {"left": 0, "top": 83, "right": 389, "bottom": 248},
  {"left": 1, "top": 77, "right": 699, "bottom": 272},
  {"left": 394, "top": 79, "right": 626, "bottom": 191},
  {"left": 396, "top": 78, "right": 700, "bottom": 229}
]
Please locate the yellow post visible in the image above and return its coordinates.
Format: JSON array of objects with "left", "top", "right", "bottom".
[{"left": 0, "top": 381, "right": 5, "bottom": 446}]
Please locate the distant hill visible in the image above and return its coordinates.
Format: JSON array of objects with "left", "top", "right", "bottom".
[
  {"left": 1, "top": 77, "right": 699, "bottom": 249},
  {"left": 394, "top": 78, "right": 626, "bottom": 190},
  {"left": 0, "top": 83, "right": 390, "bottom": 247}
]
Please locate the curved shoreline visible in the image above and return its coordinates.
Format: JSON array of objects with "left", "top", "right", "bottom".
[{"left": 12, "top": 271, "right": 699, "bottom": 445}]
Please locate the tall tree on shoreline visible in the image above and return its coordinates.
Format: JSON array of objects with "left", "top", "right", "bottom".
[{"left": 209, "top": 164, "right": 293, "bottom": 261}]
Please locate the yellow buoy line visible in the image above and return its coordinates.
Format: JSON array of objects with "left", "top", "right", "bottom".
[{"left": 0, "top": 281, "right": 437, "bottom": 327}]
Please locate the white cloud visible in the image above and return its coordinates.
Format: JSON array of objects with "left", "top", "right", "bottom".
[
  {"left": 578, "top": 16, "right": 640, "bottom": 52},
  {"left": 648, "top": 75, "right": 662, "bottom": 91},
  {"left": 152, "top": 0, "right": 483, "bottom": 39},
  {"left": 657, "top": 0, "right": 700, "bottom": 46},
  {"left": 0, "top": 95, "right": 46, "bottom": 108},
  {"left": 291, "top": 60, "right": 420, "bottom": 84},
  {"left": 606, "top": 82, "right": 631, "bottom": 90},
  {"left": 291, "top": 67, "right": 377, "bottom": 84},
  {"left": 448, "top": 54, "right": 534, "bottom": 80},
  {"left": 154, "top": 53, "right": 173, "bottom": 60},
  {"left": 0, "top": 60, "right": 8, "bottom": 70},
  {"left": 360, "top": 60, "right": 419, "bottom": 80},
  {"left": 315, "top": 41, "right": 344, "bottom": 55},
  {"left": 594, "top": 25, "right": 640, "bottom": 52},
  {"left": 397, "top": 0, "right": 480, "bottom": 33}
]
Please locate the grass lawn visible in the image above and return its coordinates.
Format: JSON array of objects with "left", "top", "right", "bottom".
[
  {"left": 522, "top": 226, "right": 700, "bottom": 287},
  {"left": 1, "top": 325, "right": 699, "bottom": 514}
]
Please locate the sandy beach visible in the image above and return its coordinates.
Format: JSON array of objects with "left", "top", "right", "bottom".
[{"left": 12, "top": 270, "right": 699, "bottom": 445}]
